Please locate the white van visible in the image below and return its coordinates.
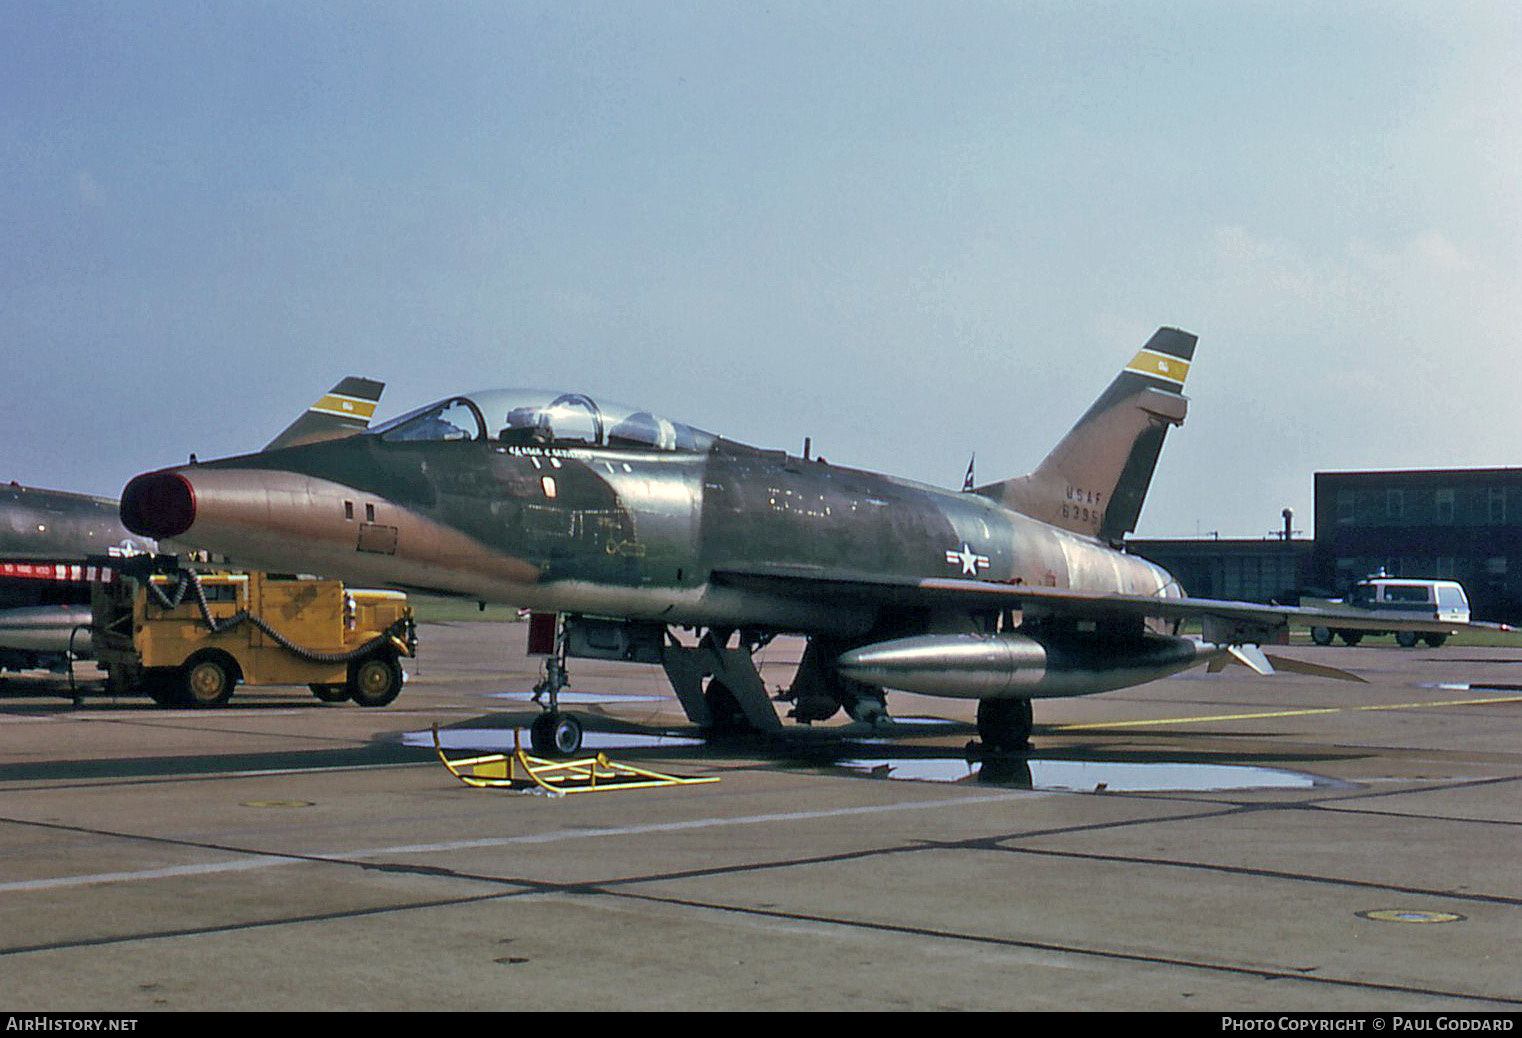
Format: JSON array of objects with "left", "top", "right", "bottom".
[{"left": 1309, "top": 578, "right": 1470, "bottom": 647}]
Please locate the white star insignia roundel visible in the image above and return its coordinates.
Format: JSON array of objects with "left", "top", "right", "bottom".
[{"left": 945, "top": 542, "right": 990, "bottom": 576}]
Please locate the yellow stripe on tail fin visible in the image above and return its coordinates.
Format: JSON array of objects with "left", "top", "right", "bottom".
[{"left": 264, "top": 377, "right": 386, "bottom": 451}]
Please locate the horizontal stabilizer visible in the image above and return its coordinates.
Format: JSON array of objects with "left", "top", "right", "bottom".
[
  {"left": 1260, "top": 652, "right": 1367, "bottom": 684},
  {"left": 1206, "top": 644, "right": 1272, "bottom": 675},
  {"left": 1205, "top": 644, "right": 1366, "bottom": 684},
  {"left": 1231, "top": 644, "right": 1274, "bottom": 675}
]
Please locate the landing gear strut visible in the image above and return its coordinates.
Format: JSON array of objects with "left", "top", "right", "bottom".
[
  {"left": 977, "top": 698, "right": 1033, "bottom": 753},
  {"left": 661, "top": 629, "right": 784, "bottom": 737},
  {"left": 529, "top": 618, "right": 583, "bottom": 756}
]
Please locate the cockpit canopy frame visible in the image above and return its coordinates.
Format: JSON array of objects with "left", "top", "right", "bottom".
[{"left": 371, "top": 389, "right": 716, "bottom": 454}]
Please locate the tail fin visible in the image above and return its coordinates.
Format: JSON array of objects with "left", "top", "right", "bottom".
[
  {"left": 263, "top": 377, "right": 386, "bottom": 451},
  {"left": 976, "top": 327, "right": 1195, "bottom": 545}
]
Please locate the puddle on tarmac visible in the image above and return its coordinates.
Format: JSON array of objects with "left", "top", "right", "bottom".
[
  {"left": 489, "top": 691, "right": 668, "bottom": 704},
  {"left": 409, "top": 726, "right": 1335, "bottom": 792},
  {"left": 1427, "top": 683, "right": 1522, "bottom": 692},
  {"left": 833, "top": 757, "right": 1333, "bottom": 792},
  {"left": 406, "top": 728, "right": 706, "bottom": 751}
]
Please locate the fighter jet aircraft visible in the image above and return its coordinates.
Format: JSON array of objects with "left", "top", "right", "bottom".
[
  {"left": 118, "top": 329, "right": 1464, "bottom": 753},
  {"left": 0, "top": 378, "right": 386, "bottom": 675},
  {"left": 0, "top": 484, "right": 150, "bottom": 671}
]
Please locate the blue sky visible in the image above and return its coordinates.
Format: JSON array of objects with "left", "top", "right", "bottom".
[{"left": 3, "top": 1, "right": 1518, "bottom": 538}]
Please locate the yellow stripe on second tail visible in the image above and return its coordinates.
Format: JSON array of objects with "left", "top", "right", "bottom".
[
  {"left": 1125, "top": 349, "right": 1190, "bottom": 387},
  {"left": 310, "top": 394, "right": 379, "bottom": 420}
]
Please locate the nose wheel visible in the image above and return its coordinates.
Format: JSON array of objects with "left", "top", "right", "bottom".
[{"left": 530, "top": 711, "right": 584, "bottom": 756}]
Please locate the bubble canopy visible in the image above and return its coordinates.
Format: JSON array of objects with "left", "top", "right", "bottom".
[{"left": 370, "top": 389, "right": 717, "bottom": 453}]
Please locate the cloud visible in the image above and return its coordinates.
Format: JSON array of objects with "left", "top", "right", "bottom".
[
  {"left": 1345, "top": 229, "right": 1479, "bottom": 279},
  {"left": 1207, "top": 223, "right": 1498, "bottom": 331}
]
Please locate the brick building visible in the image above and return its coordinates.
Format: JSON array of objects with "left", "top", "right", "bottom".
[
  {"left": 1125, "top": 536, "right": 1313, "bottom": 605},
  {"left": 1310, "top": 468, "right": 1522, "bottom": 623}
]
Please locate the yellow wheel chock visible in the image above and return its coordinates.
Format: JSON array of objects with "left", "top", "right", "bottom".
[{"left": 432, "top": 724, "right": 719, "bottom": 796}]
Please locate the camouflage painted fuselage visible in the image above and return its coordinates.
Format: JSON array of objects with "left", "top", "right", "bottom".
[
  {"left": 0, "top": 484, "right": 155, "bottom": 667},
  {"left": 132, "top": 431, "right": 1174, "bottom": 640},
  {"left": 0, "top": 484, "right": 149, "bottom": 564}
]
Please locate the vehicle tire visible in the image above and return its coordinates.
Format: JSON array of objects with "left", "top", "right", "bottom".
[
  {"left": 347, "top": 653, "right": 402, "bottom": 707},
  {"left": 1424, "top": 633, "right": 1448, "bottom": 648},
  {"left": 1339, "top": 631, "right": 1363, "bottom": 646},
  {"left": 179, "top": 654, "right": 235, "bottom": 707},
  {"left": 1310, "top": 627, "right": 1333, "bottom": 646},
  {"left": 977, "top": 698, "right": 1033, "bottom": 753},
  {"left": 142, "top": 668, "right": 179, "bottom": 707},
  {"left": 1395, "top": 630, "right": 1419, "bottom": 648},
  {"left": 309, "top": 683, "right": 350, "bottom": 703}
]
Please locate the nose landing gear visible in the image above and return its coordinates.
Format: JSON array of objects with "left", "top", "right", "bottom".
[{"left": 528, "top": 619, "right": 583, "bottom": 756}]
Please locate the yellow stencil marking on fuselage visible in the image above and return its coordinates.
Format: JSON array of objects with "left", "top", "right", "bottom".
[
  {"left": 1124, "top": 348, "right": 1190, "bottom": 387},
  {"left": 1056, "top": 693, "right": 1522, "bottom": 731}
]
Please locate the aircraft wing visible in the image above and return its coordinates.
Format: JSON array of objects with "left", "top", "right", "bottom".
[{"left": 711, "top": 566, "right": 1510, "bottom": 641}]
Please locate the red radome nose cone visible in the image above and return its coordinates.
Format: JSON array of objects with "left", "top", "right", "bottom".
[{"left": 121, "top": 471, "right": 196, "bottom": 539}]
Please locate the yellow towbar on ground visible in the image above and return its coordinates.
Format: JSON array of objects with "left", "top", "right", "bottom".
[{"left": 432, "top": 724, "right": 719, "bottom": 796}]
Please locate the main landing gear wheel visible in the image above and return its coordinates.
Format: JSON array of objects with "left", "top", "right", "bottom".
[
  {"left": 977, "top": 698, "right": 1033, "bottom": 753},
  {"left": 530, "top": 711, "right": 583, "bottom": 756}
]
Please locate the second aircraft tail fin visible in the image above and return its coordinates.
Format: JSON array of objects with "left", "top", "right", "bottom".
[
  {"left": 976, "top": 327, "right": 1195, "bottom": 545},
  {"left": 263, "top": 377, "right": 386, "bottom": 451}
]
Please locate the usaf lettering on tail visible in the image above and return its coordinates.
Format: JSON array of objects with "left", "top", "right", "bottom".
[{"left": 119, "top": 329, "right": 1476, "bottom": 754}]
